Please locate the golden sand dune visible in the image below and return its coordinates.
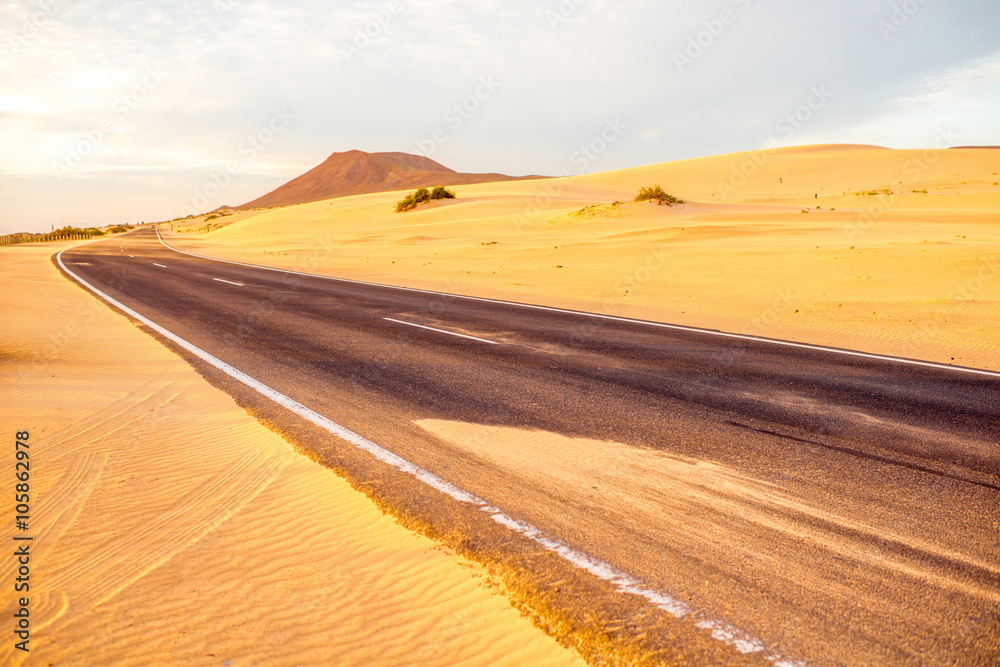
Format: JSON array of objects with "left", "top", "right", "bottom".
[
  {"left": 173, "top": 144, "right": 1000, "bottom": 371},
  {"left": 0, "top": 244, "right": 583, "bottom": 666}
]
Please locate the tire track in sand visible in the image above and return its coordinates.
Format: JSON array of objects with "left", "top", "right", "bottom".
[{"left": 48, "top": 446, "right": 293, "bottom": 607}]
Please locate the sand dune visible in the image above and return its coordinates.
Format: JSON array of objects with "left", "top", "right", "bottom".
[
  {"left": 0, "top": 243, "right": 583, "bottom": 666},
  {"left": 5, "top": 143, "right": 995, "bottom": 663},
  {"left": 171, "top": 144, "right": 1000, "bottom": 371}
]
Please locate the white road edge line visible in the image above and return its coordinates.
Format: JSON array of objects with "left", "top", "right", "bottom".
[
  {"left": 384, "top": 317, "right": 498, "bottom": 345},
  {"left": 213, "top": 277, "right": 244, "bottom": 287},
  {"left": 153, "top": 263, "right": 167, "bottom": 268},
  {"left": 56, "top": 239, "right": 805, "bottom": 666},
  {"left": 154, "top": 228, "right": 1000, "bottom": 380}
]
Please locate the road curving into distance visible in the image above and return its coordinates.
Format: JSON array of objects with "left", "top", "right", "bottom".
[{"left": 56, "top": 228, "right": 1000, "bottom": 666}]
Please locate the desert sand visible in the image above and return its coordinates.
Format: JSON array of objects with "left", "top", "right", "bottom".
[
  {"left": 4, "top": 143, "right": 994, "bottom": 664},
  {"left": 170, "top": 144, "right": 1000, "bottom": 371},
  {"left": 0, "top": 242, "right": 583, "bottom": 666}
]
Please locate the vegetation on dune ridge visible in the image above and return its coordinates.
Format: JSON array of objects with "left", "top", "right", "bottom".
[
  {"left": 395, "top": 186, "right": 456, "bottom": 212},
  {"left": 49, "top": 225, "right": 106, "bottom": 238},
  {"left": 570, "top": 201, "right": 625, "bottom": 219},
  {"left": 634, "top": 184, "right": 684, "bottom": 206},
  {"left": 568, "top": 187, "right": 683, "bottom": 219},
  {"left": 0, "top": 224, "right": 126, "bottom": 246}
]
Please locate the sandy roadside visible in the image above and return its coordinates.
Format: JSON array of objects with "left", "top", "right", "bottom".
[
  {"left": 0, "top": 242, "right": 584, "bottom": 666},
  {"left": 170, "top": 145, "right": 1000, "bottom": 372}
]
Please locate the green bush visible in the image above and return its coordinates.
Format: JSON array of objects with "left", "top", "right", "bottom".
[
  {"left": 395, "top": 186, "right": 456, "bottom": 212},
  {"left": 430, "top": 186, "right": 456, "bottom": 200},
  {"left": 634, "top": 185, "right": 684, "bottom": 206},
  {"left": 44, "top": 225, "right": 105, "bottom": 240}
]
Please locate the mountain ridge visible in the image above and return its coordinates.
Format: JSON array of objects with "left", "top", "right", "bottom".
[{"left": 237, "top": 150, "right": 545, "bottom": 209}]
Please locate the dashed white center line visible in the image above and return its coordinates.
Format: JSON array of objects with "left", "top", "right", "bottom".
[
  {"left": 213, "top": 277, "right": 244, "bottom": 287},
  {"left": 153, "top": 263, "right": 167, "bottom": 268},
  {"left": 383, "top": 317, "right": 499, "bottom": 345},
  {"left": 154, "top": 228, "right": 1000, "bottom": 380},
  {"left": 55, "top": 232, "right": 808, "bottom": 664}
]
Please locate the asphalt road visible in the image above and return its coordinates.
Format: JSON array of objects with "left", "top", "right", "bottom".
[{"left": 58, "top": 229, "right": 1000, "bottom": 666}]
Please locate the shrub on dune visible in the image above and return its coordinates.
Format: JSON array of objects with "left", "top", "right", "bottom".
[
  {"left": 634, "top": 184, "right": 684, "bottom": 206},
  {"left": 430, "top": 186, "right": 456, "bottom": 200},
  {"left": 395, "top": 186, "right": 457, "bottom": 212}
]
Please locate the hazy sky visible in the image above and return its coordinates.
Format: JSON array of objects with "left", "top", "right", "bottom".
[{"left": 2, "top": 0, "right": 998, "bottom": 233}]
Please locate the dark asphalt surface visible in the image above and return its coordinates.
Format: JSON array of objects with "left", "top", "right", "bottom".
[{"left": 59, "top": 229, "right": 1000, "bottom": 666}]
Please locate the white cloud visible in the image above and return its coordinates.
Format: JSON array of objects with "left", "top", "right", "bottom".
[
  {"left": 888, "top": 53, "right": 1000, "bottom": 109},
  {"left": 1, "top": 0, "right": 999, "bottom": 233}
]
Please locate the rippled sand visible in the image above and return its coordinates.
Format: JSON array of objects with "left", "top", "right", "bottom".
[{"left": 0, "top": 243, "right": 583, "bottom": 666}]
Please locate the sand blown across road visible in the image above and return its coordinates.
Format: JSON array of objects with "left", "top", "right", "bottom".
[
  {"left": 173, "top": 144, "right": 1000, "bottom": 371},
  {"left": 0, "top": 243, "right": 583, "bottom": 666}
]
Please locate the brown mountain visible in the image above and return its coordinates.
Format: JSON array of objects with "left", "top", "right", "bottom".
[{"left": 237, "top": 150, "right": 545, "bottom": 209}]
